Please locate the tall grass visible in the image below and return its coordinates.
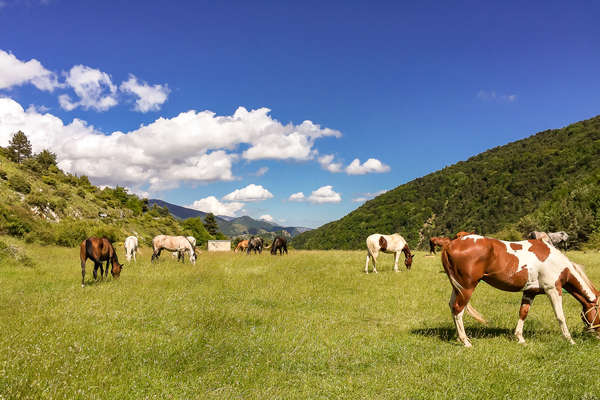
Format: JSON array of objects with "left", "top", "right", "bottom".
[{"left": 1, "top": 237, "right": 600, "bottom": 399}]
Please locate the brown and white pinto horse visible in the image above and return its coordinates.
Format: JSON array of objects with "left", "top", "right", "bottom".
[
  {"left": 429, "top": 236, "right": 451, "bottom": 255},
  {"left": 442, "top": 235, "right": 600, "bottom": 347},
  {"left": 80, "top": 237, "right": 123, "bottom": 287},
  {"left": 365, "top": 233, "right": 413, "bottom": 273},
  {"left": 454, "top": 231, "right": 474, "bottom": 239}
]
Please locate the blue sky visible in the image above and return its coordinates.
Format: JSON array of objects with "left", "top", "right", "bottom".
[{"left": 1, "top": 1, "right": 599, "bottom": 228}]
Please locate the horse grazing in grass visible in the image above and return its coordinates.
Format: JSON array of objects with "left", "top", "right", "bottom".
[
  {"left": 234, "top": 240, "right": 249, "bottom": 253},
  {"left": 270, "top": 236, "right": 288, "bottom": 255},
  {"left": 151, "top": 235, "right": 196, "bottom": 265},
  {"left": 365, "top": 233, "right": 413, "bottom": 273},
  {"left": 171, "top": 236, "right": 197, "bottom": 259},
  {"left": 429, "top": 236, "right": 451, "bottom": 255},
  {"left": 247, "top": 237, "right": 264, "bottom": 254},
  {"left": 548, "top": 231, "right": 569, "bottom": 250},
  {"left": 80, "top": 237, "right": 123, "bottom": 287},
  {"left": 527, "top": 231, "right": 551, "bottom": 242},
  {"left": 441, "top": 234, "right": 600, "bottom": 347},
  {"left": 124, "top": 236, "right": 139, "bottom": 262}
]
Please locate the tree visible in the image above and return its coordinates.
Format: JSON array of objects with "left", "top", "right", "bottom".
[
  {"left": 35, "top": 149, "right": 57, "bottom": 170},
  {"left": 203, "top": 213, "right": 220, "bottom": 236},
  {"left": 8, "top": 131, "right": 32, "bottom": 164}
]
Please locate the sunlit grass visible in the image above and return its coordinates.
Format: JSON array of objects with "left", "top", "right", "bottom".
[{"left": 1, "top": 237, "right": 600, "bottom": 399}]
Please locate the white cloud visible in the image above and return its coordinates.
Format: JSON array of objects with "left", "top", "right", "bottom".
[
  {"left": 186, "top": 196, "right": 244, "bottom": 217},
  {"left": 223, "top": 184, "right": 273, "bottom": 202},
  {"left": 0, "top": 50, "right": 59, "bottom": 91},
  {"left": 251, "top": 167, "right": 268, "bottom": 176},
  {"left": 352, "top": 189, "right": 388, "bottom": 203},
  {"left": 0, "top": 97, "right": 342, "bottom": 191},
  {"left": 308, "top": 185, "right": 341, "bottom": 204},
  {"left": 318, "top": 154, "right": 343, "bottom": 173},
  {"left": 59, "top": 65, "right": 117, "bottom": 111},
  {"left": 119, "top": 74, "right": 170, "bottom": 112},
  {"left": 345, "top": 158, "right": 390, "bottom": 175},
  {"left": 259, "top": 214, "right": 274, "bottom": 222},
  {"left": 477, "top": 90, "right": 517, "bottom": 103},
  {"left": 288, "top": 192, "right": 305, "bottom": 202}
]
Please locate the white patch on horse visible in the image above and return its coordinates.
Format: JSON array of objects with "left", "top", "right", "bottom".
[{"left": 462, "top": 234, "right": 485, "bottom": 242}]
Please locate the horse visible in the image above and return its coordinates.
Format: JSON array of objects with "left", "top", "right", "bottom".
[
  {"left": 455, "top": 231, "right": 474, "bottom": 239},
  {"left": 270, "top": 236, "right": 288, "bottom": 255},
  {"left": 429, "top": 236, "right": 451, "bottom": 255},
  {"left": 124, "top": 236, "right": 139, "bottom": 262},
  {"left": 171, "top": 236, "right": 197, "bottom": 259},
  {"left": 247, "top": 237, "right": 264, "bottom": 254},
  {"left": 79, "top": 237, "right": 123, "bottom": 287},
  {"left": 548, "top": 231, "right": 569, "bottom": 250},
  {"left": 441, "top": 234, "right": 600, "bottom": 347},
  {"left": 527, "top": 231, "right": 551, "bottom": 242},
  {"left": 151, "top": 235, "right": 196, "bottom": 265},
  {"left": 365, "top": 233, "right": 413, "bottom": 273},
  {"left": 234, "top": 240, "right": 249, "bottom": 253}
]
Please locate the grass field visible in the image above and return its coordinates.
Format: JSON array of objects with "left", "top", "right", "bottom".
[{"left": 1, "top": 237, "right": 600, "bottom": 399}]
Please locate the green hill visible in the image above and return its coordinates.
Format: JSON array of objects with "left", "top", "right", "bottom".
[
  {"left": 292, "top": 115, "right": 600, "bottom": 250},
  {"left": 0, "top": 149, "right": 214, "bottom": 248}
]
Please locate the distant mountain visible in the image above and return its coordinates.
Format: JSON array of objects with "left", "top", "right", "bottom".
[{"left": 149, "top": 199, "right": 311, "bottom": 238}]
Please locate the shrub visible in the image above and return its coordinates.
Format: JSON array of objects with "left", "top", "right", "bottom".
[
  {"left": 0, "top": 240, "right": 35, "bottom": 267},
  {"left": 42, "top": 176, "right": 57, "bottom": 187},
  {"left": 24, "top": 226, "right": 57, "bottom": 245},
  {"left": 55, "top": 222, "right": 88, "bottom": 247},
  {"left": 0, "top": 170, "right": 7, "bottom": 180},
  {"left": 26, "top": 193, "right": 57, "bottom": 211},
  {"left": 91, "top": 225, "right": 121, "bottom": 243},
  {"left": 8, "top": 174, "right": 31, "bottom": 193},
  {"left": 77, "top": 188, "right": 87, "bottom": 198}
]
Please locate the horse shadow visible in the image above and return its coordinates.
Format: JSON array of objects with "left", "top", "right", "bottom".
[{"left": 410, "top": 325, "right": 514, "bottom": 342}]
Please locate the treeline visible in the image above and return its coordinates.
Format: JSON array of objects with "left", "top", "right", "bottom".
[
  {"left": 292, "top": 115, "right": 600, "bottom": 250},
  {"left": 0, "top": 131, "right": 226, "bottom": 247}
]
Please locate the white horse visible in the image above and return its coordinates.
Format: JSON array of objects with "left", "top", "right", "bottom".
[
  {"left": 365, "top": 233, "right": 413, "bottom": 273},
  {"left": 124, "top": 236, "right": 139, "bottom": 262},
  {"left": 171, "top": 236, "right": 197, "bottom": 259},
  {"left": 152, "top": 235, "right": 196, "bottom": 265}
]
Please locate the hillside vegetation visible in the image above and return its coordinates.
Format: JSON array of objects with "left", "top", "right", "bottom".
[
  {"left": 0, "top": 148, "right": 214, "bottom": 248},
  {"left": 293, "top": 115, "right": 600, "bottom": 250}
]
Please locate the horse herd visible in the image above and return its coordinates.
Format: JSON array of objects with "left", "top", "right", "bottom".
[{"left": 79, "top": 229, "right": 600, "bottom": 346}]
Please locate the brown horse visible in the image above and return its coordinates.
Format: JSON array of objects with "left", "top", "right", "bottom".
[
  {"left": 80, "top": 237, "right": 123, "bottom": 287},
  {"left": 234, "top": 240, "right": 249, "bottom": 253},
  {"left": 454, "top": 231, "right": 474, "bottom": 239},
  {"left": 441, "top": 234, "right": 600, "bottom": 346},
  {"left": 270, "top": 236, "right": 288, "bottom": 255},
  {"left": 429, "top": 236, "right": 451, "bottom": 255}
]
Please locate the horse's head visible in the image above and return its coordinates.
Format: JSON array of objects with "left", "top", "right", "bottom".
[
  {"left": 111, "top": 262, "right": 123, "bottom": 279},
  {"left": 402, "top": 245, "right": 414, "bottom": 270},
  {"left": 581, "top": 299, "right": 600, "bottom": 336},
  {"left": 190, "top": 250, "right": 197, "bottom": 265}
]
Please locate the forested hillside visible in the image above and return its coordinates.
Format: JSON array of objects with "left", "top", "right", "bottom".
[{"left": 292, "top": 116, "right": 600, "bottom": 250}]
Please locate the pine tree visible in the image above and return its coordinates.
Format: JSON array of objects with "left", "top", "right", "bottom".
[
  {"left": 8, "top": 131, "right": 32, "bottom": 164},
  {"left": 203, "top": 213, "right": 220, "bottom": 236},
  {"left": 35, "top": 149, "right": 57, "bottom": 169}
]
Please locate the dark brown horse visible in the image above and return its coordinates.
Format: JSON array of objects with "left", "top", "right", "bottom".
[
  {"left": 270, "top": 236, "right": 288, "bottom": 255},
  {"left": 429, "top": 236, "right": 451, "bottom": 255},
  {"left": 441, "top": 235, "right": 600, "bottom": 346},
  {"left": 80, "top": 237, "right": 123, "bottom": 287},
  {"left": 247, "top": 237, "right": 264, "bottom": 254}
]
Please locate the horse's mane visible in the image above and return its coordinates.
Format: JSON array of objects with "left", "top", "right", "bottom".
[{"left": 571, "top": 262, "right": 598, "bottom": 296}]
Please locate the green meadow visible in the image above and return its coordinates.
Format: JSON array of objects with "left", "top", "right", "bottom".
[{"left": 1, "top": 237, "right": 600, "bottom": 399}]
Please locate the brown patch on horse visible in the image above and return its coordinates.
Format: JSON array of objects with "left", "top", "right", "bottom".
[
  {"left": 379, "top": 236, "right": 388, "bottom": 251},
  {"left": 510, "top": 243, "right": 523, "bottom": 251},
  {"left": 527, "top": 239, "right": 550, "bottom": 262},
  {"left": 455, "top": 231, "right": 474, "bottom": 239}
]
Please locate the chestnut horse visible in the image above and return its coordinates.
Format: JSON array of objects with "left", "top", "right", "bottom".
[
  {"left": 234, "top": 240, "right": 249, "bottom": 253},
  {"left": 365, "top": 233, "right": 413, "bottom": 273},
  {"left": 429, "top": 236, "right": 451, "bottom": 255},
  {"left": 80, "top": 237, "right": 123, "bottom": 287},
  {"left": 442, "top": 234, "right": 600, "bottom": 347},
  {"left": 270, "top": 236, "right": 288, "bottom": 255}
]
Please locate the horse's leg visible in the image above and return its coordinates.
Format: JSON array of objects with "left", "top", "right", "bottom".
[
  {"left": 514, "top": 292, "right": 537, "bottom": 344},
  {"left": 546, "top": 288, "right": 575, "bottom": 344},
  {"left": 393, "top": 251, "right": 400, "bottom": 272},
  {"left": 365, "top": 253, "right": 370, "bottom": 273},
  {"left": 93, "top": 262, "right": 100, "bottom": 280},
  {"left": 105, "top": 260, "right": 110, "bottom": 278},
  {"left": 81, "top": 259, "right": 86, "bottom": 287},
  {"left": 449, "top": 288, "right": 476, "bottom": 347},
  {"left": 372, "top": 252, "right": 378, "bottom": 274}
]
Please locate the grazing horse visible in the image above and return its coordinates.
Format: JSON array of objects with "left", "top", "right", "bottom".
[
  {"left": 365, "top": 233, "right": 413, "bottom": 273},
  {"left": 429, "top": 236, "right": 451, "bottom": 255},
  {"left": 151, "top": 235, "right": 196, "bottom": 265},
  {"left": 548, "top": 231, "right": 569, "bottom": 250},
  {"left": 234, "top": 240, "right": 249, "bottom": 253},
  {"left": 171, "top": 236, "right": 197, "bottom": 259},
  {"left": 527, "top": 231, "right": 551, "bottom": 242},
  {"left": 270, "top": 236, "right": 288, "bottom": 255},
  {"left": 247, "top": 237, "right": 264, "bottom": 254},
  {"left": 441, "top": 234, "right": 600, "bottom": 347},
  {"left": 124, "top": 236, "right": 139, "bottom": 262},
  {"left": 454, "top": 231, "right": 474, "bottom": 239},
  {"left": 80, "top": 237, "right": 123, "bottom": 287}
]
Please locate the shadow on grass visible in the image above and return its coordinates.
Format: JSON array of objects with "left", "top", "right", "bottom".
[
  {"left": 82, "top": 276, "right": 117, "bottom": 287},
  {"left": 410, "top": 325, "right": 514, "bottom": 342}
]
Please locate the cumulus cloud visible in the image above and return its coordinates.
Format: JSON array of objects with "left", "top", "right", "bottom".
[
  {"left": 345, "top": 158, "right": 390, "bottom": 175},
  {"left": 477, "top": 90, "right": 517, "bottom": 103},
  {"left": 318, "top": 154, "right": 343, "bottom": 173},
  {"left": 0, "top": 50, "right": 59, "bottom": 91},
  {"left": 223, "top": 184, "right": 273, "bottom": 202},
  {"left": 288, "top": 192, "right": 305, "bottom": 202},
  {"left": 119, "top": 74, "right": 170, "bottom": 112},
  {"left": 352, "top": 189, "right": 388, "bottom": 203},
  {"left": 0, "top": 97, "right": 342, "bottom": 191},
  {"left": 308, "top": 185, "right": 342, "bottom": 204},
  {"left": 59, "top": 65, "right": 118, "bottom": 111},
  {"left": 186, "top": 196, "right": 244, "bottom": 217},
  {"left": 259, "top": 214, "right": 274, "bottom": 223}
]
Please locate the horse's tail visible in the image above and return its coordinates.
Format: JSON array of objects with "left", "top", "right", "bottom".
[
  {"left": 441, "top": 248, "right": 487, "bottom": 325},
  {"left": 80, "top": 239, "right": 88, "bottom": 264}
]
